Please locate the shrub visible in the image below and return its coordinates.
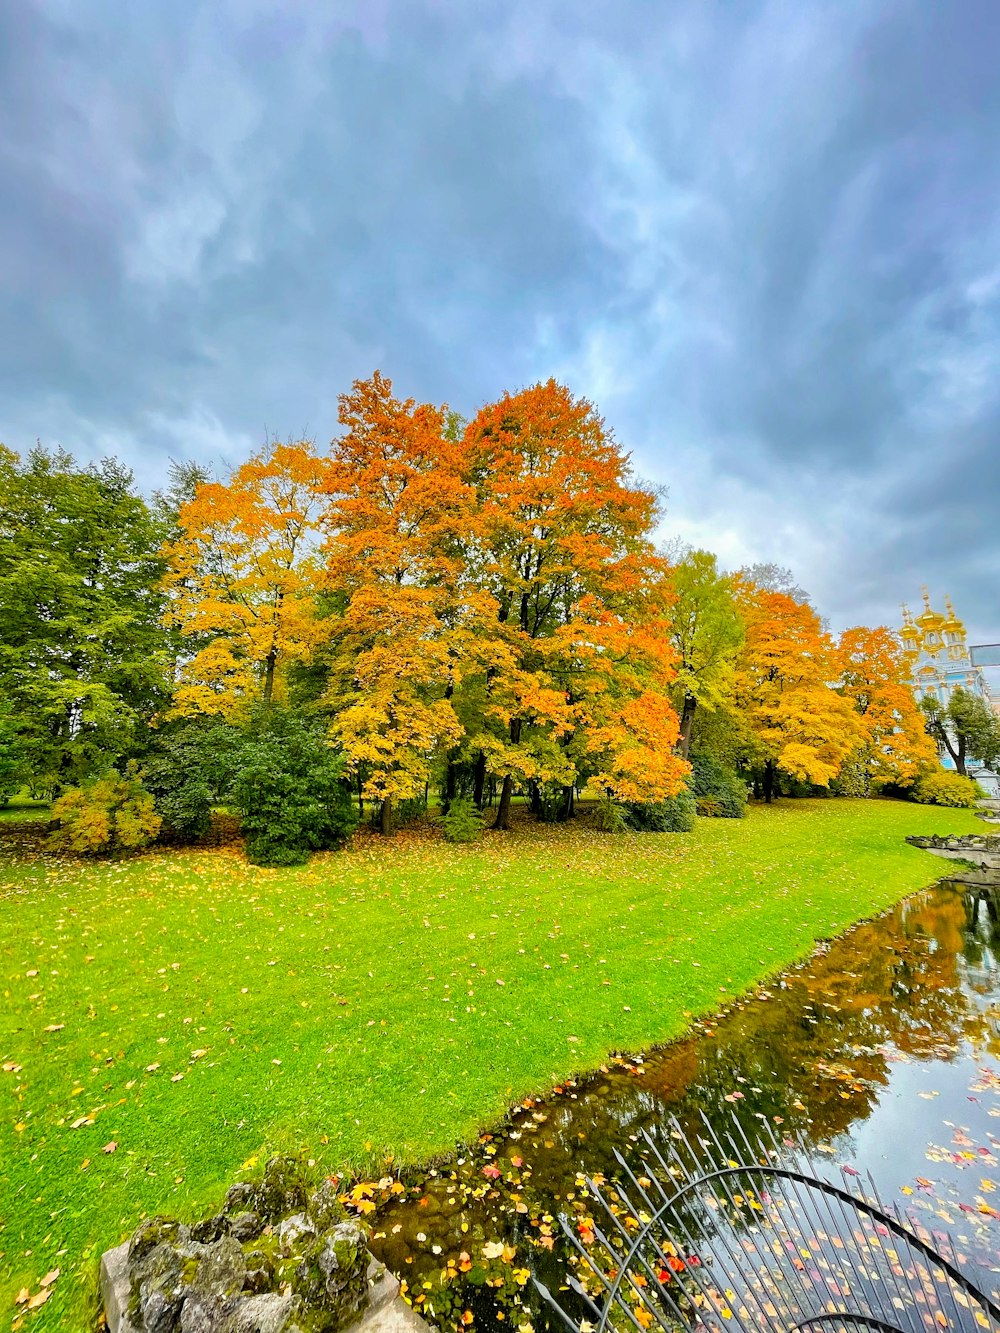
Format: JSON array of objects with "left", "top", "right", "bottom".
[
  {"left": 143, "top": 721, "right": 241, "bottom": 843},
  {"left": 594, "top": 794, "right": 630, "bottom": 834},
  {"left": 626, "top": 790, "right": 697, "bottom": 833},
  {"left": 911, "top": 770, "right": 984, "bottom": 809},
  {"left": 689, "top": 752, "right": 747, "bottom": 818},
  {"left": 49, "top": 767, "right": 161, "bottom": 855},
  {"left": 439, "top": 796, "right": 482, "bottom": 844},
  {"left": 229, "top": 712, "right": 357, "bottom": 866}
]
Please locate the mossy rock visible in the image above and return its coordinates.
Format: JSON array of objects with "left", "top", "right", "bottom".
[{"left": 255, "top": 1155, "right": 310, "bottom": 1222}]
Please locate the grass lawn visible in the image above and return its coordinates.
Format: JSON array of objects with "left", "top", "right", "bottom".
[{"left": 0, "top": 797, "right": 984, "bottom": 1327}]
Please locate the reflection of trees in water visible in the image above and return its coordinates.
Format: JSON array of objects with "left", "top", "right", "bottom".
[{"left": 372, "top": 886, "right": 994, "bottom": 1329}]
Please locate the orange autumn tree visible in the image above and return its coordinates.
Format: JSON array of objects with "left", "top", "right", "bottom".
[
  {"left": 465, "top": 378, "right": 688, "bottom": 828},
  {"left": 837, "top": 624, "right": 936, "bottom": 791},
  {"left": 162, "top": 440, "right": 326, "bottom": 715},
  {"left": 320, "top": 372, "right": 489, "bottom": 833},
  {"left": 734, "top": 583, "right": 860, "bottom": 802}
]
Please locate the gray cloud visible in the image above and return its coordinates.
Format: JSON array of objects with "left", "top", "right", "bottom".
[{"left": 1, "top": 0, "right": 998, "bottom": 641}]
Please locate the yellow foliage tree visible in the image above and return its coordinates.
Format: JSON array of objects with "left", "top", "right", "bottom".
[
  {"left": 162, "top": 440, "right": 327, "bottom": 716},
  {"left": 734, "top": 584, "right": 860, "bottom": 801},
  {"left": 321, "top": 372, "right": 483, "bottom": 832},
  {"left": 838, "top": 624, "right": 937, "bottom": 790}
]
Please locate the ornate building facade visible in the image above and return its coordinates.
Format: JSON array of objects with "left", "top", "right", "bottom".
[{"left": 899, "top": 590, "right": 998, "bottom": 796}]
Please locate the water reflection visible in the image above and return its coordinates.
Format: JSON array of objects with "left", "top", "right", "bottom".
[{"left": 365, "top": 883, "right": 1000, "bottom": 1330}]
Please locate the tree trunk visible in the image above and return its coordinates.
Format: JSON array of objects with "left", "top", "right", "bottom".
[
  {"left": 493, "top": 718, "right": 522, "bottom": 830},
  {"left": 678, "top": 693, "right": 697, "bottom": 759},
  {"left": 262, "top": 648, "right": 277, "bottom": 705},
  {"left": 529, "top": 781, "right": 543, "bottom": 817},
  {"left": 557, "top": 785, "right": 575, "bottom": 822},
  {"left": 473, "top": 752, "right": 487, "bottom": 809},
  {"left": 956, "top": 734, "right": 967, "bottom": 777},
  {"left": 357, "top": 774, "right": 364, "bottom": 819},
  {"left": 763, "top": 760, "right": 776, "bottom": 805},
  {"left": 444, "top": 758, "right": 457, "bottom": 812},
  {"left": 493, "top": 775, "right": 514, "bottom": 830},
  {"left": 379, "top": 798, "right": 393, "bottom": 836}
]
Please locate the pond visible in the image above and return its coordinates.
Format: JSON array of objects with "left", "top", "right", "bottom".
[{"left": 360, "top": 875, "right": 1000, "bottom": 1330}]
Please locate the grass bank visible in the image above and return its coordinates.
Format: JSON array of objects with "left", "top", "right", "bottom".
[{"left": 0, "top": 797, "right": 982, "bottom": 1326}]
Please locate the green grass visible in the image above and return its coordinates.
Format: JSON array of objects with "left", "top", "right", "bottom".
[
  {"left": 0, "top": 791, "right": 49, "bottom": 822},
  {"left": 0, "top": 798, "right": 983, "bottom": 1326}
]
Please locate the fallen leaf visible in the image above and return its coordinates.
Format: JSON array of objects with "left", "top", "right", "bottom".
[
  {"left": 39, "top": 1270, "right": 59, "bottom": 1288},
  {"left": 102, "top": 1141, "right": 118, "bottom": 1154}
]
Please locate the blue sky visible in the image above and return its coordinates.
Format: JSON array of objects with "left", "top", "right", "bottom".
[{"left": 2, "top": 0, "right": 999, "bottom": 641}]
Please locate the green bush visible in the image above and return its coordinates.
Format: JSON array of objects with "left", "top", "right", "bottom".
[
  {"left": 49, "top": 767, "right": 161, "bottom": 855},
  {"left": 143, "top": 722, "right": 238, "bottom": 842},
  {"left": 911, "top": 770, "right": 984, "bottom": 809},
  {"left": 229, "top": 712, "right": 357, "bottom": 866},
  {"left": 594, "top": 794, "right": 630, "bottom": 833},
  {"left": 690, "top": 752, "right": 747, "bottom": 818},
  {"left": 438, "top": 796, "right": 482, "bottom": 844},
  {"left": 626, "top": 789, "right": 697, "bottom": 833}
]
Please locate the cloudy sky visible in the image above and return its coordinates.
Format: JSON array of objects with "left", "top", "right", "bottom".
[{"left": 2, "top": 0, "right": 999, "bottom": 643}]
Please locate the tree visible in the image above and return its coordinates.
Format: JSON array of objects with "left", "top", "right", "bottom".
[
  {"left": 665, "top": 549, "right": 744, "bottom": 758},
  {"left": 465, "top": 379, "right": 688, "bottom": 828},
  {"left": 320, "top": 372, "right": 478, "bottom": 833},
  {"left": 837, "top": 625, "right": 936, "bottom": 791},
  {"left": 0, "top": 444, "right": 172, "bottom": 791},
  {"left": 162, "top": 439, "right": 327, "bottom": 715},
  {"left": 0, "top": 696, "right": 26, "bottom": 803},
  {"left": 739, "top": 562, "right": 811, "bottom": 604},
  {"left": 921, "top": 687, "right": 1000, "bottom": 778},
  {"left": 734, "top": 583, "right": 860, "bottom": 801}
]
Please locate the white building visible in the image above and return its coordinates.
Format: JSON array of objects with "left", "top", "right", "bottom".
[{"left": 900, "top": 590, "right": 999, "bottom": 798}]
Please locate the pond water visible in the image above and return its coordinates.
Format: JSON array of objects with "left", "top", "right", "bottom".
[{"left": 364, "top": 877, "right": 1000, "bottom": 1331}]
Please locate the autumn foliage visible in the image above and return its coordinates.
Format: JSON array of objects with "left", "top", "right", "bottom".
[{"left": 151, "top": 370, "right": 935, "bottom": 829}]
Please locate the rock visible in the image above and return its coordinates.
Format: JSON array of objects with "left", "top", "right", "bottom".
[
  {"left": 219, "top": 1293, "right": 300, "bottom": 1332},
  {"left": 129, "top": 1218, "right": 189, "bottom": 1270},
  {"left": 277, "top": 1213, "right": 317, "bottom": 1258},
  {"left": 242, "top": 1248, "right": 275, "bottom": 1295},
  {"left": 191, "top": 1214, "right": 230, "bottom": 1245},
  {"left": 295, "top": 1222, "right": 368, "bottom": 1323},
  {"left": 255, "top": 1156, "right": 309, "bottom": 1222},
  {"left": 307, "top": 1179, "right": 345, "bottom": 1232},
  {"left": 222, "top": 1183, "right": 256, "bottom": 1215},
  {"left": 133, "top": 1243, "right": 188, "bottom": 1332},
  {"left": 141, "top": 1287, "right": 184, "bottom": 1333},
  {"left": 192, "top": 1235, "right": 247, "bottom": 1300},
  {"left": 228, "top": 1211, "right": 263, "bottom": 1243},
  {"left": 179, "top": 1292, "right": 218, "bottom": 1333}
]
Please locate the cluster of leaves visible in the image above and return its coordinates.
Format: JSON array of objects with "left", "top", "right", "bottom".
[
  {"left": 49, "top": 766, "right": 162, "bottom": 854},
  {"left": 910, "top": 770, "right": 985, "bottom": 809}
]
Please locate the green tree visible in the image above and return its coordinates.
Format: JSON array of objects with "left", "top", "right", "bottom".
[
  {"left": 666, "top": 549, "right": 744, "bottom": 758},
  {"left": 0, "top": 445, "right": 172, "bottom": 791},
  {"left": 0, "top": 696, "right": 26, "bottom": 804},
  {"left": 921, "top": 687, "right": 1000, "bottom": 778}
]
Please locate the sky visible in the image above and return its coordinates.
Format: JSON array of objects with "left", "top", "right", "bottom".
[{"left": 1, "top": 0, "right": 999, "bottom": 643}]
